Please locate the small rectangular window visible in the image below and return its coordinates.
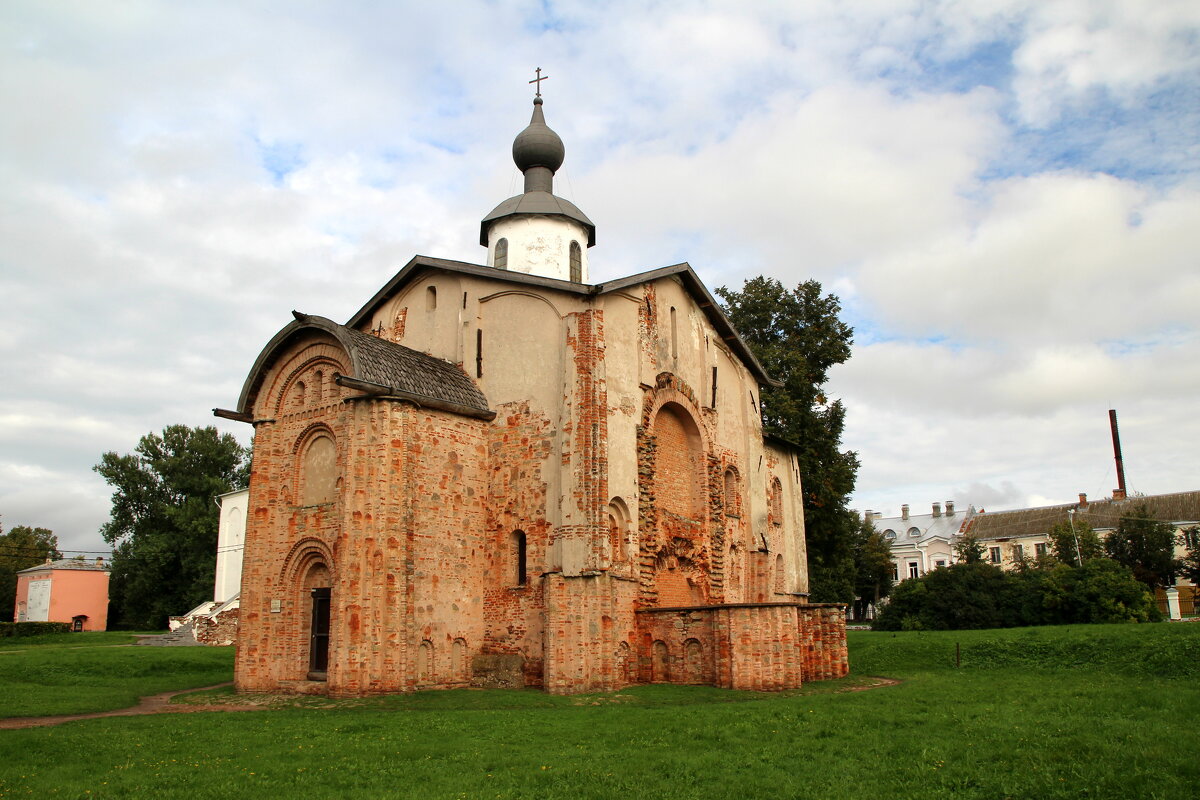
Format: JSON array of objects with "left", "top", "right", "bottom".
[
  {"left": 1035, "top": 542, "right": 1048, "bottom": 557},
  {"left": 1012, "top": 544, "right": 1024, "bottom": 560},
  {"left": 908, "top": 562, "right": 919, "bottom": 579},
  {"left": 891, "top": 563, "right": 899, "bottom": 582},
  {"left": 711, "top": 367, "right": 718, "bottom": 409},
  {"left": 989, "top": 547, "right": 1002, "bottom": 564},
  {"left": 935, "top": 560, "right": 946, "bottom": 569}
]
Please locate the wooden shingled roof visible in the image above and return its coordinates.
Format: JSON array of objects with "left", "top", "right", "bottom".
[
  {"left": 965, "top": 490, "right": 1200, "bottom": 541},
  {"left": 229, "top": 313, "right": 493, "bottom": 422}
]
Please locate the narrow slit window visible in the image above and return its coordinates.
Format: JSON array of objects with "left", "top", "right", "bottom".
[
  {"left": 494, "top": 238, "right": 508, "bottom": 270},
  {"left": 513, "top": 530, "right": 527, "bottom": 586},
  {"left": 711, "top": 367, "right": 718, "bottom": 409},
  {"left": 670, "top": 307, "right": 678, "bottom": 358},
  {"left": 427, "top": 285, "right": 437, "bottom": 311},
  {"left": 476, "top": 329, "right": 483, "bottom": 378}
]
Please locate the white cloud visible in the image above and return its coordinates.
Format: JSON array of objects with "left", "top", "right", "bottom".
[
  {"left": 1013, "top": 0, "right": 1200, "bottom": 125},
  {"left": 1, "top": 0, "right": 1197, "bottom": 553}
]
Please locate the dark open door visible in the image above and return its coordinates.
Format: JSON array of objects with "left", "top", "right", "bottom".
[{"left": 308, "top": 587, "right": 331, "bottom": 679}]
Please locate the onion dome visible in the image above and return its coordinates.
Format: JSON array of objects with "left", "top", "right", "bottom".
[
  {"left": 512, "top": 97, "right": 565, "bottom": 174},
  {"left": 479, "top": 97, "right": 595, "bottom": 247}
]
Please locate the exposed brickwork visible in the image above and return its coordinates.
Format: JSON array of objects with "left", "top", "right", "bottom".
[
  {"left": 798, "top": 605, "right": 851, "bottom": 681},
  {"left": 193, "top": 607, "right": 239, "bottom": 646},
  {"left": 232, "top": 275, "right": 847, "bottom": 697}
]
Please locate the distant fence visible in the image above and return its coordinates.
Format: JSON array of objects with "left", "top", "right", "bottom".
[{"left": 1156, "top": 586, "right": 1197, "bottom": 616}]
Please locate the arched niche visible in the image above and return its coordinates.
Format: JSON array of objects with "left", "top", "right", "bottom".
[
  {"left": 606, "top": 497, "right": 631, "bottom": 564},
  {"left": 295, "top": 426, "right": 339, "bottom": 506},
  {"left": 652, "top": 402, "right": 704, "bottom": 521}
]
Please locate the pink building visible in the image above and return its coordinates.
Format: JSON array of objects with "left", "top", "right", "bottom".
[{"left": 14, "top": 558, "right": 110, "bottom": 631}]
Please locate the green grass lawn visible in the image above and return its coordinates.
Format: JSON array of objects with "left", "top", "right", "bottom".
[
  {"left": 0, "top": 633, "right": 233, "bottom": 718},
  {"left": 0, "top": 624, "right": 1197, "bottom": 799}
]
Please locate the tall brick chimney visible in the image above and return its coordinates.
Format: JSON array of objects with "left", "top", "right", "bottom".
[
  {"left": 932, "top": 502, "right": 942, "bottom": 518},
  {"left": 1078, "top": 493, "right": 1088, "bottom": 510},
  {"left": 901, "top": 504, "right": 909, "bottom": 521},
  {"left": 945, "top": 500, "right": 955, "bottom": 516}
]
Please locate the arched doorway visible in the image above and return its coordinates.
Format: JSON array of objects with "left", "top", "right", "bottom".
[{"left": 302, "top": 562, "right": 331, "bottom": 680}]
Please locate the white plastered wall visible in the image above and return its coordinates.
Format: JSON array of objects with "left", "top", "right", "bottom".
[{"left": 487, "top": 216, "right": 589, "bottom": 283}]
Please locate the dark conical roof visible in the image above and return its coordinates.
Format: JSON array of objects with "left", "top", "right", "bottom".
[{"left": 512, "top": 97, "right": 565, "bottom": 173}]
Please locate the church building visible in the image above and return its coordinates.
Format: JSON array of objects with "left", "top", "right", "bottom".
[{"left": 216, "top": 90, "right": 849, "bottom": 695}]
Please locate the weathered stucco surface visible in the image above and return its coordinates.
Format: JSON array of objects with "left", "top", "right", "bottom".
[{"left": 230, "top": 265, "right": 847, "bottom": 696}]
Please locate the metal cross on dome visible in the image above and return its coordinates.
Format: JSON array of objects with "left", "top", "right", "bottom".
[{"left": 529, "top": 67, "right": 549, "bottom": 97}]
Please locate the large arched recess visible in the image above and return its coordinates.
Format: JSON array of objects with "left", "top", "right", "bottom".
[{"left": 640, "top": 380, "right": 713, "bottom": 606}]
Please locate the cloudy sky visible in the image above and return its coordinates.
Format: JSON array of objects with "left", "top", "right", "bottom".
[{"left": 3, "top": 1, "right": 1198, "bottom": 554}]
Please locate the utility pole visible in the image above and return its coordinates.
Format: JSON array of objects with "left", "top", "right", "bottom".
[{"left": 1067, "top": 509, "right": 1084, "bottom": 566}]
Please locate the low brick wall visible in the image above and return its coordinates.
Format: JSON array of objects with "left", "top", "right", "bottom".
[
  {"left": 193, "top": 607, "right": 239, "bottom": 647},
  {"left": 636, "top": 601, "right": 848, "bottom": 690},
  {"left": 797, "top": 604, "right": 849, "bottom": 681}
]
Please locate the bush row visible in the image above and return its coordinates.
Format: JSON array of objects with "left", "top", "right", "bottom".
[
  {"left": 873, "top": 558, "right": 1161, "bottom": 631},
  {"left": 0, "top": 621, "right": 72, "bottom": 638}
]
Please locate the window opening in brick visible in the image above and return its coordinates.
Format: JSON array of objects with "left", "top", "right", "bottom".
[
  {"left": 723, "top": 468, "right": 739, "bottom": 517},
  {"left": 769, "top": 478, "right": 783, "bottom": 527},
  {"left": 512, "top": 530, "right": 527, "bottom": 586},
  {"left": 569, "top": 240, "right": 581, "bottom": 282},
  {"left": 774, "top": 554, "right": 785, "bottom": 593},
  {"left": 494, "top": 238, "right": 508, "bottom": 270},
  {"left": 426, "top": 285, "right": 437, "bottom": 311},
  {"left": 711, "top": 366, "right": 718, "bottom": 408}
]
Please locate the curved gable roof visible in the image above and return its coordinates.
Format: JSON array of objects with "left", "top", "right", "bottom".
[{"left": 231, "top": 313, "right": 492, "bottom": 421}]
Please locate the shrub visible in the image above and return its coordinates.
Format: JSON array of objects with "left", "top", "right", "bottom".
[
  {"left": 872, "top": 558, "right": 1158, "bottom": 631},
  {"left": 0, "top": 621, "right": 72, "bottom": 638}
]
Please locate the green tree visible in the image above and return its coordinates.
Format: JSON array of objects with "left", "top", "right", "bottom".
[
  {"left": 715, "top": 277, "right": 859, "bottom": 602},
  {"left": 1179, "top": 527, "right": 1200, "bottom": 586},
  {"left": 94, "top": 425, "right": 249, "bottom": 629},
  {"left": 1104, "top": 504, "right": 1178, "bottom": 591},
  {"left": 1047, "top": 517, "right": 1104, "bottom": 566},
  {"left": 0, "top": 522, "right": 61, "bottom": 621},
  {"left": 851, "top": 516, "right": 894, "bottom": 620},
  {"left": 953, "top": 532, "right": 986, "bottom": 564}
]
